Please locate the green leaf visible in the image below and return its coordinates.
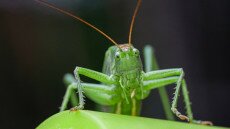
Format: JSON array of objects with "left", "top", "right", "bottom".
[{"left": 37, "top": 110, "right": 229, "bottom": 129}]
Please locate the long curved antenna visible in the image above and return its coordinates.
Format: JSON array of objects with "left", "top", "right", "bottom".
[
  {"left": 35, "top": 0, "right": 120, "bottom": 47},
  {"left": 128, "top": 0, "right": 142, "bottom": 46}
]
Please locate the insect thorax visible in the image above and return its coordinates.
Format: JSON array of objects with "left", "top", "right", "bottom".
[{"left": 103, "top": 45, "right": 144, "bottom": 100}]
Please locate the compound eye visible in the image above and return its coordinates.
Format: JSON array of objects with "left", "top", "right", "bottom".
[
  {"left": 133, "top": 48, "right": 139, "bottom": 56},
  {"left": 115, "top": 52, "right": 120, "bottom": 59}
]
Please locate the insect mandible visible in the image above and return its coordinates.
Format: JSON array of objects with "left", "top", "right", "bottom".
[{"left": 36, "top": 0, "right": 212, "bottom": 125}]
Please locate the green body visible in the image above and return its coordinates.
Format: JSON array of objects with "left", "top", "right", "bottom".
[
  {"left": 100, "top": 45, "right": 143, "bottom": 115},
  {"left": 59, "top": 43, "right": 215, "bottom": 125},
  {"left": 60, "top": 44, "right": 212, "bottom": 124}
]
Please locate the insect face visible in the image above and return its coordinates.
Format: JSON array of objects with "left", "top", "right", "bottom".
[{"left": 114, "top": 44, "right": 143, "bottom": 76}]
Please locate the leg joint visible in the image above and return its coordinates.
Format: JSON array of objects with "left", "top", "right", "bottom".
[
  {"left": 73, "top": 66, "right": 81, "bottom": 81},
  {"left": 74, "top": 66, "right": 80, "bottom": 75}
]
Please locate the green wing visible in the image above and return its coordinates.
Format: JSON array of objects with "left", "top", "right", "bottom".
[{"left": 96, "top": 46, "right": 117, "bottom": 112}]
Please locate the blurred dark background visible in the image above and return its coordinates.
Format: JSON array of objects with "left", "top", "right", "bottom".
[{"left": 0, "top": 0, "right": 229, "bottom": 128}]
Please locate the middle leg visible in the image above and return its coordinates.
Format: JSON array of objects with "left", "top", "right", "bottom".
[
  {"left": 61, "top": 74, "right": 121, "bottom": 111},
  {"left": 143, "top": 45, "right": 174, "bottom": 120}
]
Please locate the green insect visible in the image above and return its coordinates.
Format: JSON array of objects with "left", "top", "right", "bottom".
[{"left": 36, "top": 0, "right": 212, "bottom": 125}]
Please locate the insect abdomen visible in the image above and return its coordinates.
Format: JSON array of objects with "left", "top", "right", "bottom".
[{"left": 115, "top": 98, "right": 141, "bottom": 116}]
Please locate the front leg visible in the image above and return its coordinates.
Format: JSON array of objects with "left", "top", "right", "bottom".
[
  {"left": 75, "top": 67, "right": 117, "bottom": 85},
  {"left": 61, "top": 66, "right": 117, "bottom": 111},
  {"left": 60, "top": 81, "right": 120, "bottom": 112},
  {"left": 143, "top": 69, "right": 191, "bottom": 121},
  {"left": 143, "top": 69, "right": 212, "bottom": 125}
]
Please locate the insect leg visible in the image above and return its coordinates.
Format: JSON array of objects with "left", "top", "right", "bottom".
[
  {"left": 60, "top": 82, "right": 78, "bottom": 112},
  {"left": 143, "top": 45, "right": 174, "bottom": 120},
  {"left": 63, "top": 74, "right": 78, "bottom": 107},
  {"left": 181, "top": 80, "right": 213, "bottom": 125},
  {"left": 172, "top": 78, "right": 212, "bottom": 125},
  {"left": 60, "top": 81, "right": 120, "bottom": 111},
  {"left": 143, "top": 69, "right": 212, "bottom": 125},
  {"left": 82, "top": 83, "right": 121, "bottom": 106},
  {"left": 60, "top": 66, "right": 117, "bottom": 111},
  {"left": 74, "top": 67, "right": 117, "bottom": 85},
  {"left": 143, "top": 69, "right": 192, "bottom": 122}
]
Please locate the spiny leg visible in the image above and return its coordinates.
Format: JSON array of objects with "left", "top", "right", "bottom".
[
  {"left": 61, "top": 72, "right": 85, "bottom": 111},
  {"left": 144, "top": 68, "right": 191, "bottom": 121},
  {"left": 181, "top": 80, "right": 212, "bottom": 125},
  {"left": 60, "top": 82, "right": 77, "bottom": 112},
  {"left": 172, "top": 73, "right": 211, "bottom": 125},
  {"left": 61, "top": 66, "right": 117, "bottom": 111},
  {"left": 75, "top": 67, "right": 117, "bottom": 85},
  {"left": 60, "top": 81, "right": 120, "bottom": 112},
  {"left": 143, "top": 69, "right": 212, "bottom": 125},
  {"left": 63, "top": 74, "right": 78, "bottom": 107},
  {"left": 143, "top": 45, "right": 174, "bottom": 120}
]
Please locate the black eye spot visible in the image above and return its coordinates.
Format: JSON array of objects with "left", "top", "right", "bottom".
[
  {"left": 115, "top": 52, "right": 120, "bottom": 59},
  {"left": 133, "top": 49, "right": 139, "bottom": 56}
]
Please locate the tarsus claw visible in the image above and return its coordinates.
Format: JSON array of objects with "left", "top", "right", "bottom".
[
  {"left": 198, "top": 121, "right": 213, "bottom": 126},
  {"left": 70, "top": 107, "right": 78, "bottom": 111},
  {"left": 69, "top": 105, "right": 84, "bottom": 112},
  {"left": 178, "top": 114, "right": 189, "bottom": 122},
  {"left": 201, "top": 121, "right": 213, "bottom": 126},
  {"left": 171, "top": 108, "right": 189, "bottom": 122}
]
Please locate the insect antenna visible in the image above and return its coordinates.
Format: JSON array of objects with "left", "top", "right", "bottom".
[
  {"left": 128, "top": 0, "right": 142, "bottom": 46},
  {"left": 35, "top": 0, "right": 120, "bottom": 48}
]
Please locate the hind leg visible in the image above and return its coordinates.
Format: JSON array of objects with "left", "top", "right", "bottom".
[{"left": 143, "top": 45, "right": 174, "bottom": 120}]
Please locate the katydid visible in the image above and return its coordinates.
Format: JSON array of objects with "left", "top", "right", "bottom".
[{"left": 36, "top": 0, "right": 212, "bottom": 125}]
